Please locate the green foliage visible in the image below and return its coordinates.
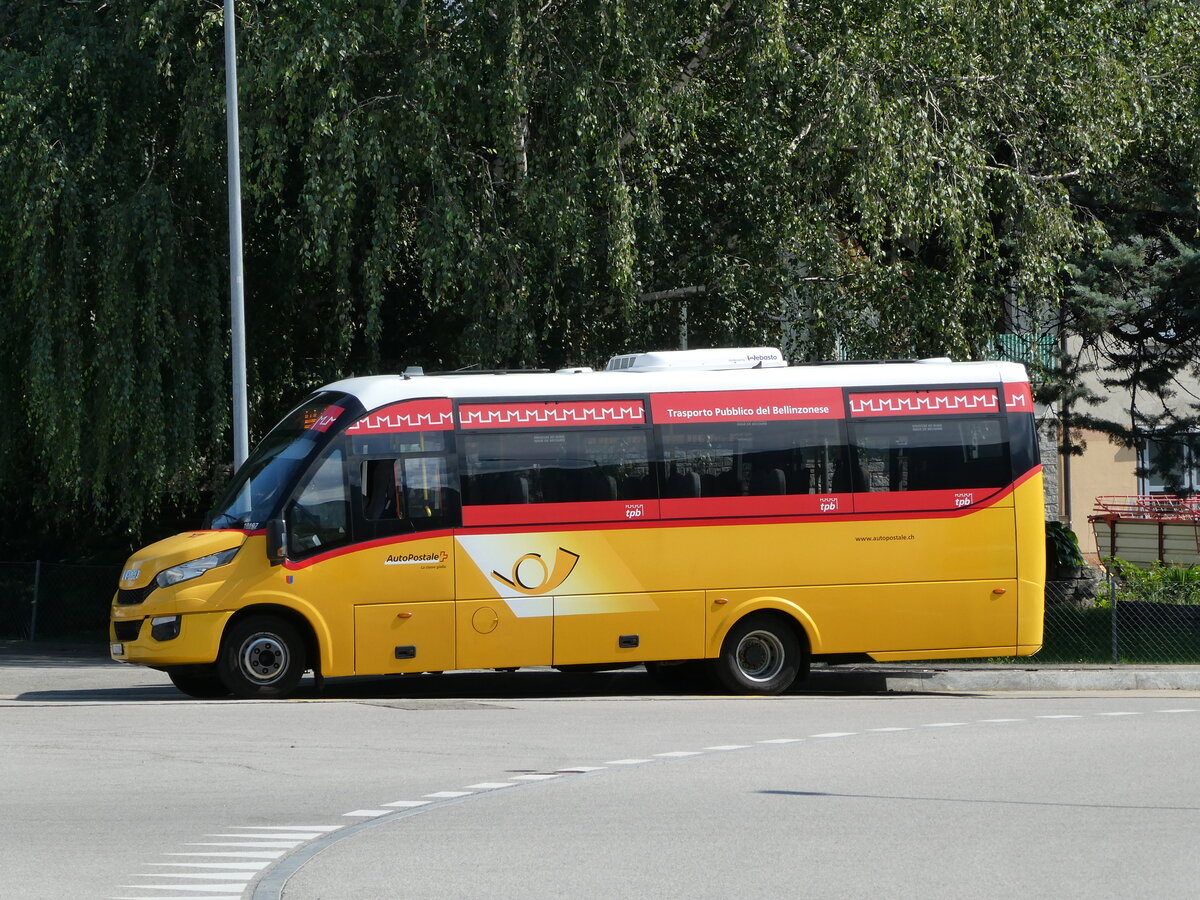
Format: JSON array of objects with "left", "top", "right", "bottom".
[
  {"left": 1045, "top": 520, "right": 1085, "bottom": 572},
  {"left": 1, "top": 1, "right": 1197, "bottom": 552},
  {"left": 1105, "top": 557, "right": 1200, "bottom": 606}
]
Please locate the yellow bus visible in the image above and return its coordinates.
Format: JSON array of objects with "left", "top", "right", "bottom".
[{"left": 111, "top": 347, "right": 1044, "bottom": 698}]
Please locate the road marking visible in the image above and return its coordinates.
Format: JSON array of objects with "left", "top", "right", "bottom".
[
  {"left": 924, "top": 722, "right": 967, "bottom": 727},
  {"left": 382, "top": 800, "right": 431, "bottom": 808},
  {"left": 557, "top": 766, "right": 606, "bottom": 773},
  {"left": 341, "top": 810, "right": 391, "bottom": 817},
  {"left": 130, "top": 873, "right": 257, "bottom": 881},
  {"left": 655, "top": 751, "right": 702, "bottom": 757},
  {"left": 810, "top": 732, "right": 856, "bottom": 738},
  {"left": 165, "top": 852, "right": 284, "bottom": 860},
  {"left": 204, "top": 834, "right": 325, "bottom": 841},
  {"left": 185, "top": 842, "right": 302, "bottom": 849},
  {"left": 1159, "top": 708, "right": 1197, "bottom": 713},
  {"left": 869, "top": 727, "right": 911, "bottom": 732},
  {"left": 758, "top": 738, "right": 804, "bottom": 744},
  {"left": 225, "top": 826, "right": 341, "bottom": 832},
  {"left": 1037, "top": 715, "right": 1082, "bottom": 719},
  {"left": 465, "top": 781, "right": 518, "bottom": 789},
  {"left": 605, "top": 758, "right": 651, "bottom": 764},
  {"left": 118, "top": 892, "right": 248, "bottom": 897},
  {"left": 511, "top": 774, "right": 562, "bottom": 781},
  {"left": 424, "top": 790, "right": 474, "bottom": 798},
  {"left": 147, "top": 864, "right": 267, "bottom": 871},
  {"left": 978, "top": 718, "right": 1023, "bottom": 723},
  {"left": 1095, "top": 711, "right": 1140, "bottom": 716},
  {"left": 705, "top": 744, "right": 751, "bottom": 750}
]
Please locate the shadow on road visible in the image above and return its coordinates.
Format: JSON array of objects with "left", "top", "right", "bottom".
[{"left": 2, "top": 641, "right": 938, "bottom": 702}]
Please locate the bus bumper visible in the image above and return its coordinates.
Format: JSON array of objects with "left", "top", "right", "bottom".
[{"left": 110, "top": 610, "right": 232, "bottom": 667}]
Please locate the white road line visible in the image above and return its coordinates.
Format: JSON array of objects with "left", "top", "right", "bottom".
[
  {"left": 924, "top": 722, "right": 966, "bottom": 727},
  {"left": 423, "top": 790, "right": 474, "bottom": 798},
  {"left": 604, "top": 758, "right": 651, "bottom": 765},
  {"left": 204, "top": 834, "right": 323, "bottom": 841},
  {"left": 705, "top": 744, "right": 751, "bottom": 750},
  {"left": 381, "top": 800, "right": 431, "bottom": 808},
  {"left": 1037, "top": 715, "right": 1082, "bottom": 719},
  {"left": 810, "top": 732, "right": 856, "bottom": 738},
  {"left": 112, "top": 895, "right": 242, "bottom": 900},
  {"left": 654, "top": 751, "right": 702, "bottom": 757},
  {"left": 165, "top": 852, "right": 284, "bottom": 860},
  {"left": 147, "top": 864, "right": 265, "bottom": 871},
  {"left": 1096, "top": 711, "right": 1140, "bottom": 716},
  {"left": 978, "top": 718, "right": 1023, "bottom": 723},
  {"left": 341, "top": 810, "right": 391, "bottom": 818},
  {"left": 185, "top": 842, "right": 301, "bottom": 849},
  {"left": 465, "top": 781, "right": 519, "bottom": 788},
  {"left": 556, "top": 766, "right": 606, "bottom": 773},
  {"left": 130, "top": 873, "right": 255, "bottom": 881},
  {"left": 757, "top": 738, "right": 804, "bottom": 744},
  {"left": 869, "top": 727, "right": 911, "bottom": 732},
  {"left": 117, "top": 888, "right": 248, "bottom": 897},
  {"left": 225, "top": 826, "right": 340, "bottom": 832},
  {"left": 511, "top": 773, "right": 561, "bottom": 781},
  {"left": 1159, "top": 709, "right": 1197, "bottom": 713}
]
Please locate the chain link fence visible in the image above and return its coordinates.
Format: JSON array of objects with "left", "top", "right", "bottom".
[
  {"left": 1037, "top": 574, "right": 1200, "bottom": 663},
  {"left": 0, "top": 562, "right": 118, "bottom": 641}
]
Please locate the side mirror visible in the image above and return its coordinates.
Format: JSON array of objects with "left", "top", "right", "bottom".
[{"left": 266, "top": 517, "right": 289, "bottom": 565}]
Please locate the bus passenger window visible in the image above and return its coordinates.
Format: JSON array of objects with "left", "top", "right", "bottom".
[
  {"left": 659, "top": 421, "right": 846, "bottom": 497},
  {"left": 852, "top": 419, "right": 1009, "bottom": 492}
]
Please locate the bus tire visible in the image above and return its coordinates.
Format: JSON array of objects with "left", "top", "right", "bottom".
[
  {"left": 710, "top": 614, "right": 801, "bottom": 695},
  {"left": 217, "top": 615, "right": 306, "bottom": 699},
  {"left": 167, "top": 666, "right": 230, "bottom": 699}
]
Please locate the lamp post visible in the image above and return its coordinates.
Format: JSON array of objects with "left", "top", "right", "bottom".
[{"left": 225, "top": 0, "right": 249, "bottom": 468}]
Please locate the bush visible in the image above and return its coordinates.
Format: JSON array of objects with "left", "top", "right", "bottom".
[{"left": 1105, "top": 557, "right": 1200, "bottom": 606}]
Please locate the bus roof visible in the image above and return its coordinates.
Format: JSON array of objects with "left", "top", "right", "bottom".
[{"left": 321, "top": 352, "right": 1031, "bottom": 414}]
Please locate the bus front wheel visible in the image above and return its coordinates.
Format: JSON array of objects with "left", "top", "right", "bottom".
[
  {"left": 711, "top": 615, "right": 802, "bottom": 695},
  {"left": 217, "top": 615, "right": 306, "bottom": 699}
]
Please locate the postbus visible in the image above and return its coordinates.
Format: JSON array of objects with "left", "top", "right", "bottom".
[{"left": 111, "top": 347, "right": 1045, "bottom": 698}]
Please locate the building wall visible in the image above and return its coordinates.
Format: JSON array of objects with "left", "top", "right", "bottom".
[{"left": 1064, "top": 427, "right": 1137, "bottom": 561}]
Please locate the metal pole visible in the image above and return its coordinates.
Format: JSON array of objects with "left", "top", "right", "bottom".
[
  {"left": 30, "top": 560, "right": 41, "bottom": 641},
  {"left": 225, "top": 0, "right": 250, "bottom": 468}
]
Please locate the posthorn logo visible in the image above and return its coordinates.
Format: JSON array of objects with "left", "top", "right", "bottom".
[{"left": 490, "top": 547, "right": 580, "bottom": 595}]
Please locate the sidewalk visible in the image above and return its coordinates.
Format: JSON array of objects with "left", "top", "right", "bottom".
[{"left": 805, "top": 662, "right": 1200, "bottom": 693}]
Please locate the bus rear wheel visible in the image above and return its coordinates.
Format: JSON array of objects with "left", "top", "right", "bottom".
[
  {"left": 711, "top": 615, "right": 802, "bottom": 695},
  {"left": 217, "top": 615, "right": 306, "bottom": 699}
]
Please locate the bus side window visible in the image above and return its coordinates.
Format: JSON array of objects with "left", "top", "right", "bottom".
[{"left": 852, "top": 419, "right": 1009, "bottom": 493}]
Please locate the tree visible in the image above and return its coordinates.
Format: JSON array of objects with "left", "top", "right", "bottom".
[{"left": 1, "top": 0, "right": 1197, "bottom": 549}]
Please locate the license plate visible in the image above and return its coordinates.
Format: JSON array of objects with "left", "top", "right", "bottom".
[{"left": 110, "top": 642, "right": 125, "bottom": 656}]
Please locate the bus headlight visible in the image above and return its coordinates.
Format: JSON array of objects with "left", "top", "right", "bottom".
[{"left": 155, "top": 547, "right": 240, "bottom": 589}]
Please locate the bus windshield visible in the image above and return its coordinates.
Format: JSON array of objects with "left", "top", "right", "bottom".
[{"left": 207, "top": 393, "right": 358, "bottom": 530}]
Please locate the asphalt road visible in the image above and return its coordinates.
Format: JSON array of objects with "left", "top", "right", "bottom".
[{"left": 3, "top": 653, "right": 1200, "bottom": 900}]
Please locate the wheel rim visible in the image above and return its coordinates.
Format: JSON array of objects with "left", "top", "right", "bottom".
[
  {"left": 238, "top": 632, "right": 289, "bottom": 685},
  {"left": 734, "top": 629, "right": 786, "bottom": 683}
]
